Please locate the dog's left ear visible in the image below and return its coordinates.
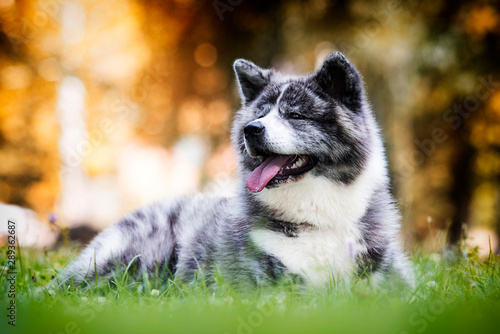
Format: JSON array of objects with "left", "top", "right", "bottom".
[
  {"left": 314, "top": 52, "right": 365, "bottom": 112},
  {"left": 233, "top": 59, "right": 271, "bottom": 106}
]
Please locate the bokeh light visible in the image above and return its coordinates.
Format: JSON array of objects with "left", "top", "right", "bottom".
[{"left": 0, "top": 0, "right": 499, "bottom": 255}]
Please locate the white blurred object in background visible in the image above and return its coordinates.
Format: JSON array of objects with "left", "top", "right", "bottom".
[
  {"left": 0, "top": 203, "right": 58, "bottom": 249},
  {"left": 466, "top": 228, "right": 499, "bottom": 258}
]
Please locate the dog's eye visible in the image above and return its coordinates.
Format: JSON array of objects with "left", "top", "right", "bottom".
[{"left": 289, "top": 112, "right": 306, "bottom": 120}]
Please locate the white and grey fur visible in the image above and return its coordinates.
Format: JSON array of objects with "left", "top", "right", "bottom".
[{"left": 58, "top": 52, "right": 414, "bottom": 289}]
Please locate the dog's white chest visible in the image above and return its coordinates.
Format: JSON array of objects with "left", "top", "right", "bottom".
[
  {"left": 250, "top": 227, "right": 364, "bottom": 286},
  {"left": 249, "top": 152, "right": 386, "bottom": 285}
]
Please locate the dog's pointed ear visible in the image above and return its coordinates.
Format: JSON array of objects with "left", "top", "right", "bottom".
[
  {"left": 314, "top": 52, "right": 365, "bottom": 112},
  {"left": 233, "top": 59, "right": 271, "bottom": 105}
]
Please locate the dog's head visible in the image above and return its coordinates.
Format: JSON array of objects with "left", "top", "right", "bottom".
[{"left": 231, "top": 52, "right": 373, "bottom": 193}]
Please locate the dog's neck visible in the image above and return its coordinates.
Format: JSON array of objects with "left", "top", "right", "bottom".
[{"left": 262, "top": 219, "right": 315, "bottom": 237}]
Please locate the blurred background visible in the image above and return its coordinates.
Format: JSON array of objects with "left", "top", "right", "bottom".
[{"left": 0, "top": 0, "right": 499, "bottom": 255}]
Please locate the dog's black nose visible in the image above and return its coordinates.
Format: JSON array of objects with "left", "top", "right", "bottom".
[{"left": 244, "top": 121, "right": 265, "bottom": 138}]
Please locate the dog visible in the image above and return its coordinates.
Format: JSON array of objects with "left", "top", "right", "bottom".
[{"left": 58, "top": 51, "right": 413, "bottom": 289}]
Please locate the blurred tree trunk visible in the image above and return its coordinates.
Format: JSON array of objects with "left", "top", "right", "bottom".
[
  {"left": 497, "top": 170, "right": 500, "bottom": 254},
  {"left": 447, "top": 141, "right": 476, "bottom": 247}
]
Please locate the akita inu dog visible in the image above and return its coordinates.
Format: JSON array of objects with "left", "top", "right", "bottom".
[{"left": 58, "top": 52, "right": 413, "bottom": 289}]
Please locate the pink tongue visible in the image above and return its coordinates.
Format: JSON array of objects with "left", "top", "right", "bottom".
[{"left": 247, "top": 155, "right": 291, "bottom": 193}]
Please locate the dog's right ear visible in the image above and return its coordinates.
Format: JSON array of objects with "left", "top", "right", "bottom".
[{"left": 233, "top": 59, "right": 271, "bottom": 106}]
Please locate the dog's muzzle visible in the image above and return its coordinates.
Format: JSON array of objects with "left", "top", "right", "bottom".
[
  {"left": 244, "top": 121, "right": 265, "bottom": 139},
  {"left": 244, "top": 121, "right": 267, "bottom": 157}
]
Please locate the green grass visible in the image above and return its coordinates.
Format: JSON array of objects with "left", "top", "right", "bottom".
[{"left": 1, "top": 243, "right": 500, "bottom": 334}]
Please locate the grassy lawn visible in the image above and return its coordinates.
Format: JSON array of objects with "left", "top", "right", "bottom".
[{"left": 1, "top": 244, "right": 499, "bottom": 334}]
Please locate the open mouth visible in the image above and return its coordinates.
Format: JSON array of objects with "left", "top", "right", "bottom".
[{"left": 246, "top": 154, "right": 316, "bottom": 193}]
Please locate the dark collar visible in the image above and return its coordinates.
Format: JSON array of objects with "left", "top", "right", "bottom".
[{"left": 267, "top": 219, "right": 314, "bottom": 237}]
